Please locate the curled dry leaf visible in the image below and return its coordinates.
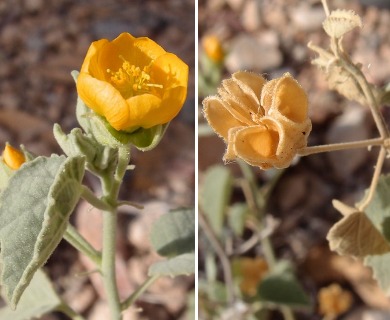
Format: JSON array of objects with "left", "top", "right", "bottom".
[
  {"left": 327, "top": 210, "right": 390, "bottom": 258},
  {"left": 323, "top": 9, "right": 362, "bottom": 39}
]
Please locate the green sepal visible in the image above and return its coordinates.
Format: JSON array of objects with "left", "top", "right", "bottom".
[
  {"left": 72, "top": 70, "right": 169, "bottom": 151},
  {"left": 54, "top": 123, "right": 117, "bottom": 174},
  {"left": 0, "top": 154, "right": 85, "bottom": 308}
]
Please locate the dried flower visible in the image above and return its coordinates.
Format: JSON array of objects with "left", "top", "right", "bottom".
[
  {"left": 2, "top": 143, "right": 26, "bottom": 170},
  {"left": 77, "top": 32, "right": 188, "bottom": 132},
  {"left": 236, "top": 257, "right": 268, "bottom": 297},
  {"left": 202, "top": 35, "right": 224, "bottom": 63},
  {"left": 203, "top": 71, "right": 311, "bottom": 169},
  {"left": 318, "top": 283, "right": 352, "bottom": 317}
]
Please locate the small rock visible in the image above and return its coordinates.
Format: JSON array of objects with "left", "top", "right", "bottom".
[
  {"left": 225, "top": 31, "right": 282, "bottom": 72},
  {"left": 23, "top": 0, "right": 43, "bottom": 13},
  {"left": 290, "top": 4, "right": 326, "bottom": 32},
  {"left": 241, "top": 0, "right": 261, "bottom": 32},
  {"left": 127, "top": 201, "right": 170, "bottom": 252},
  {"left": 325, "top": 104, "right": 372, "bottom": 179}
]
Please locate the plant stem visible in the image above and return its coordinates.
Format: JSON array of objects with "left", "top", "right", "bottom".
[
  {"left": 237, "top": 162, "right": 295, "bottom": 320},
  {"left": 340, "top": 60, "right": 389, "bottom": 139},
  {"left": 121, "top": 275, "right": 160, "bottom": 310},
  {"left": 199, "top": 211, "right": 235, "bottom": 305},
  {"left": 358, "top": 147, "right": 386, "bottom": 212},
  {"left": 81, "top": 185, "right": 112, "bottom": 211},
  {"left": 100, "top": 146, "right": 131, "bottom": 320},
  {"left": 321, "top": 0, "right": 330, "bottom": 16},
  {"left": 64, "top": 224, "right": 101, "bottom": 267},
  {"left": 101, "top": 209, "right": 122, "bottom": 319},
  {"left": 297, "top": 137, "right": 384, "bottom": 156},
  {"left": 57, "top": 302, "right": 86, "bottom": 320}
]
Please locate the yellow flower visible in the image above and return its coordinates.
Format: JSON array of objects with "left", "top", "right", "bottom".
[
  {"left": 2, "top": 143, "right": 26, "bottom": 170},
  {"left": 203, "top": 71, "right": 311, "bottom": 170},
  {"left": 202, "top": 35, "right": 224, "bottom": 63},
  {"left": 318, "top": 283, "right": 352, "bottom": 317},
  {"left": 237, "top": 257, "right": 268, "bottom": 297},
  {"left": 76, "top": 32, "right": 189, "bottom": 132}
]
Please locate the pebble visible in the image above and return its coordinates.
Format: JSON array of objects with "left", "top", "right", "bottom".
[
  {"left": 290, "top": 3, "right": 326, "bottom": 32},
  {"left": 241, "top": 0, "right": 262, "bottom": 32},
  {"left": 225, "top": 31, "right": 282, "bottom": 72}
]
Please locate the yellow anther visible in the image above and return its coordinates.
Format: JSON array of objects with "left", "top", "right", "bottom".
[{"left": 106, "top": 56, "right": 163, "bottom": 98}]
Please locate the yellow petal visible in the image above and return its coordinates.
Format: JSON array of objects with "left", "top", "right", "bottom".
[
  {"left": 232, "top": 71, "right": 266, "bottom": 106},
  {"left": 76, "top": 73, "right": 129, "bottom": 129},
  {"left": 2, "top": 143, "right": 25, "bottom": 170},
  {"left": 151, "top": 52, "right": 189, "bottom": 91},
  {"left": 218, "top": 79, "right": 259, "bottom": 126},
  {"left": 260, "top": 78, "right": 278, "bottom": 114},
  {"left": 203, "top": 97, "right": 245, "bottom": 141},
  {"left": 271, "top": 73, "right": 308, "bottom": 123},
  {"left": 232, "top": 125, "right": 279, "bottom": 165},
  {"left": 80, "top": 39, "right": 109, "bottom": 81},
  {"left": 222, "top": 78, "right": 263, "bottom": 117},
  {"left": 122, "top": 94, "right": 163, "bottom": 130},
  {"left": 140, "top": 86, "right": 186, "bottom": 128}
]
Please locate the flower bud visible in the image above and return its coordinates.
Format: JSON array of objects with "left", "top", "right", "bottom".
[
  {"left": 202, "top": 35, "right": 224, "bottom": 63},
  {"left": 2, "top": 143, "right": 26, "bottom": 170}
]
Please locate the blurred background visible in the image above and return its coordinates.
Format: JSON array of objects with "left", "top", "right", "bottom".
[
  {"left": 0, "top": 0, "right": 195, "bottom": 319},
  {"left": 198, "top": 0, "right": 390, "bottom": 319}
]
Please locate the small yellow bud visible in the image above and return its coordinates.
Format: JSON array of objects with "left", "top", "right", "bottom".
[
  {"left": 202, "top": 35, "right": 224, "bottom": 63},
  {"left": 2, "top": 143, "right": 26, "bottom": 170}
]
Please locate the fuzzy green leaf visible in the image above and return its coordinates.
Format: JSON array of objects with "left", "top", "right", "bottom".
[
  {"left": 148, "top": 253, "right": 195, "bottom": 277},
  {"left": 362, "top": 174, "right": 390, "bottom": 295},
  {"left": 0, "top": 155, "right": 85, "bottom": 308},
  {"left": 0, "top": 269, "right": 61, "bottom": 319},
  {"left": 200, "top": 165, "right": 233, "bottom": 236},
  {"left": 228, "top": 203, "right": 249, "bottom": 236},
  {"left": 150, "top": 208, "right": 195, "bottom": 257},
  {"left": 258, "top": 261, "right": 311, "bottom": 309}
]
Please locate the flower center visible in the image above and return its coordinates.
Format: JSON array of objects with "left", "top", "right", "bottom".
[{"left": 107, "top": 56, "right": 163, "bottom": 99}]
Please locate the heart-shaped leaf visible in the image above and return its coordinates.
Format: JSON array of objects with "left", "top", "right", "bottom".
[{"left": 0, "top": 155, "right": 85, "bottom": 308}]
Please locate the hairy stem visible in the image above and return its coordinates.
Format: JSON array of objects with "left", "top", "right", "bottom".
[
  {"left": 358, "top": 147, "right": 386, "bottom": 212},
  {"left": 297, "top": 138, "right": 384, "bottom": 156},
  {"left": 238, "top": 162, "right": 294, "bottom": 320},
  {"left": 121, "top": 275, "right": 160, "bottom": 310},
  {"left": 199, "top": 211, "right": 235, "bottom": 305},
  {"left": 64, "top": 224, "right": 101, "bottom": 267},
  {"left": 81, "top": 185, "right": 112, "bottom": 211},
  {"left": 57, "top": 302, "right": 86, "bottom": 320},
  {"left": 100, "top": 146, "right": 131, "bottom": 320}
]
